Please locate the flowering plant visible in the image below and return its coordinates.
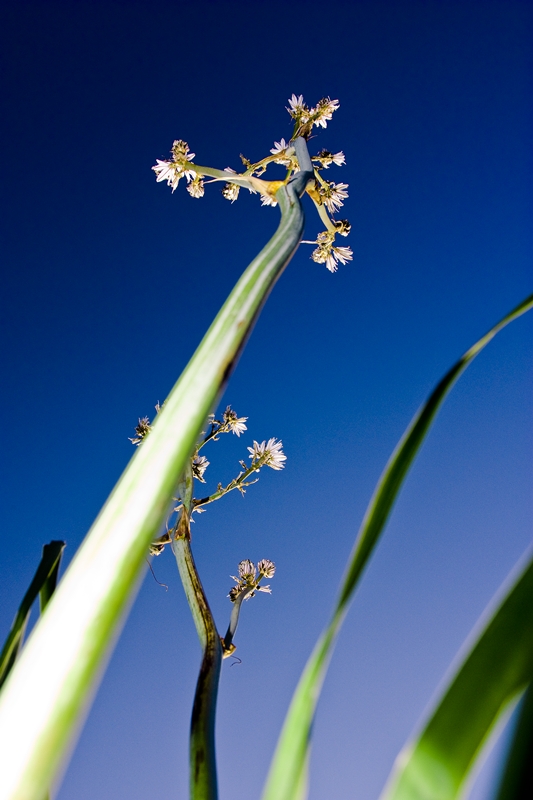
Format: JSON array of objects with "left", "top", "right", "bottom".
[
  {"left": 152, "top": 95, "right": 352, "bottom": 273},
  {"left": 0, "top": 96, "right": 532, "bottom": 800}
]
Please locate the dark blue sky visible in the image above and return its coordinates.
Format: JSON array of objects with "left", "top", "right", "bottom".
[{"left": 1, "top": 2, "right": 531, "bottom": 799}]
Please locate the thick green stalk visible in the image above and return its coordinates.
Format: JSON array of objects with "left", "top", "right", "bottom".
[{"left": 0, "top": 140, "right": 313, "bottom": 800}]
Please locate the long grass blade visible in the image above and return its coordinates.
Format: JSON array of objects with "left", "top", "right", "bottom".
[
  {"left": 261, "top": 293, "right": 533, "bottom": 800},
  {"left": 0, "top": 541, "right": 65, "bottom": 692},
  {"left": 380, "top": 550, "right": 533, "bottom": 800},
  {"left": 493, "top": 683, "right": 533, "bottom": 800},
  {"left": 0, "top": 149, "right": 313, "bottom": 800}
]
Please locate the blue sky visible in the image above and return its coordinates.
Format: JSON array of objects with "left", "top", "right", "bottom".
[{"left": 1, "top": 1, "right": 531, "bottom": 799}]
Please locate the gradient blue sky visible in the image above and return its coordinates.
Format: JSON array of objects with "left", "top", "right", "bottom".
[{"left": 1, "top": 1, "right": 532, "bottom": 799}]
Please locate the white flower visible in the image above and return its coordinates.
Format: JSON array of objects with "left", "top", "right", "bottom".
[
  {"left": 270, "top": 138, "right": 288, "bottom": 155},
  {"left": 270, "top": 138, "right": 294, "bottom": 166},
  {"left": 222, "top": 406, "right": 248, "bottom": 436},
  {"left": 187, "top": 177, "right": 204, "bottom": 198},
  {"left": 314, "top": 149, "right": 346, "bottom": 168},
  {"left": 238, "top": 560, "right": 256, "bottom": 580},
  {"left": 192, "top": 454, "right": 210, "bottom": 482},
  {"left": 287, "top": 94, "right": 309, "bottom": 119},
  {"left": 248, "top": 438, "right": 287, "bottom": 470},
  {"left": 261, "top": 194, "right": 278, "bottom": 207},
  {"left": 311, "top": 242, "right": 353, "bottom": 273},
  {"left": 320, "top": 181, "right": 349, "bottom": 213},
  {"left": 258, "top": 559, "right": 276, "bottom": 578},
  {"left": 311, "top": 97, "right": 340, "bottom": 129},
  {"left": 308, "top": 230, "right": 352, "bottom": 273},
  {"left": 152, "top": 139, "right": 196, "bottom": 192},
  {"left": 332, "top": 245, "right": 352, "bottom": 265},
  {"left": 152, "top": 160, "right": 182, "bottom": 192}
]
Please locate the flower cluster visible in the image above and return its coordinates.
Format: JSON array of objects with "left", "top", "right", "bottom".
[
  {"left": 202, "top": 405, "right": 248, "bottom": 443},
  {"left": 308, "top": 230, "right": 354, "bottom": 274},
  {"left": 228, "top": 559, "right": 276, "bottom": 602},
  {"left": 152, "top": 94, "right": 352, "bottom": 272},
  {"left": 316, "top": 180, "right": 349, "bottom": 214},
  {"left": 312, "top": 149, "right": 346, "bottom": 169},
  {"left": 129, "top": 416, "right": 151, "bottom": 446},
  {"left": 248, "top": 438, "right": 287, "bottom": 471},
  {"left": 152, "top": 140, "right": 196, "bottom": 193},
  {"left": 287, "top": 94, "right": 340, "bottom": 138}
]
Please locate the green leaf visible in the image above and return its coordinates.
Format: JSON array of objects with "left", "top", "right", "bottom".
[
  {"left": 380, "top": 551, "right": 533, "bottom": 800},
  {"left": 261, "top": 293, "right": 533, "bottom": 800},
  {"left": 0, "top": 150, "right": 313, "bottom": 800},
  {"left": 494, "top": 682, "right": 533, "bottom": 800},
  {"left": 0, "top": 541, "right": 65, "bottom": 692}
]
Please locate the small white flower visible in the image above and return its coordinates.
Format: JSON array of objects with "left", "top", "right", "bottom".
[
  {"left": 325, "top": 253, "right": 338, "bottom": 273},
  {"left": 258, "top": 559, "right": 276, "bottom": 578},
  {"left": 187, "top": 176, "right": 205, "bottom": 198},
  {"left": 261, "top": 194, "right": 278, "bottom": 207},
  {"left": 152, "top": 160, "right": 182, "bottom": 192},
  {"left": 238, "top": 560, "right": 256, "bottom": 580},
  {"left": 314, "top": 149, "right": 346, "bottom": 168},
  {"left": 270, "top": 138, "right": 288, "bottom": 155},
  {"left": 270, "top": 138, "right": 294, "bottom": 166},
  {"left": 152, "top": 140, "right": 196, "bottom": 192},
  {"left": 192, "top": 454, "right": 210, "bottom": 482},
  {"left": 333, "top": 245, "right": 353, "bottom": 265},
  {"left": 222, "top": 406, "right": 248, "bottom": 436},
  {"left": 308, "top": 230, "right": 352, "bottom": 273},
  {"left": 311, "top": 97, "right": 340, "bottom": 129},
  {"left": 248, "top": 438, "right": 287, "bottom": 470},
  {"left": 287, "top": 94, "right": 308, "bottom": 119},
  {"left": 311, "top": 242, "right": 353, "bottom": 273},
  {"left": 321, "top": 181, "right": 349, "bottom": 213}
]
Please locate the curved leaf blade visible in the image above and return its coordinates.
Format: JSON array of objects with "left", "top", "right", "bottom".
[
  {"left": 0, "top": 541, "right": 65, "bottom": 692},
  {"left": 261, "top": 294, "right": 533, "bottom": 800},
  {"left": 493, "top": 683, "right": 533, "bottom": 800},
  {"left": 380, "top": 551, "right": 533, "bottom": 800}
]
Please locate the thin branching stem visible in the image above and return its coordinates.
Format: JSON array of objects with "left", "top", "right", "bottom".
[
  {"left": 170, "top": 138, "right": 314, "bottom": 800},
  {"left": 171, "top": 463, "right": 222, "bottom": 800}
]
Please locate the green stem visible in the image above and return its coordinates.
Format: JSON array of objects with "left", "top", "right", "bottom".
[
  {"left": 171, "top": 461, "right": 222, "bottom": 800},
  {"left": 172, "top": 529, "right": 221, "bottom": 800},
  {"left": 223, "top": 586, "right": 254, "bottom": 651}
]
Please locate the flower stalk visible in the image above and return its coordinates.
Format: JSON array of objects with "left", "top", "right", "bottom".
[{"left": 171, "top": 463, "right": 222, "bottom": 800}]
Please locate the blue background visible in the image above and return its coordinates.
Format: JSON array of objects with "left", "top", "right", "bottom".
[{"left": 0, "top": 1, "right": 531, "bottom": 798}]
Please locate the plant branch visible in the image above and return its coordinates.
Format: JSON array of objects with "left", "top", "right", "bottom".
[{"left": 171, "top": 492, "right": 222, "bottom": 800}]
